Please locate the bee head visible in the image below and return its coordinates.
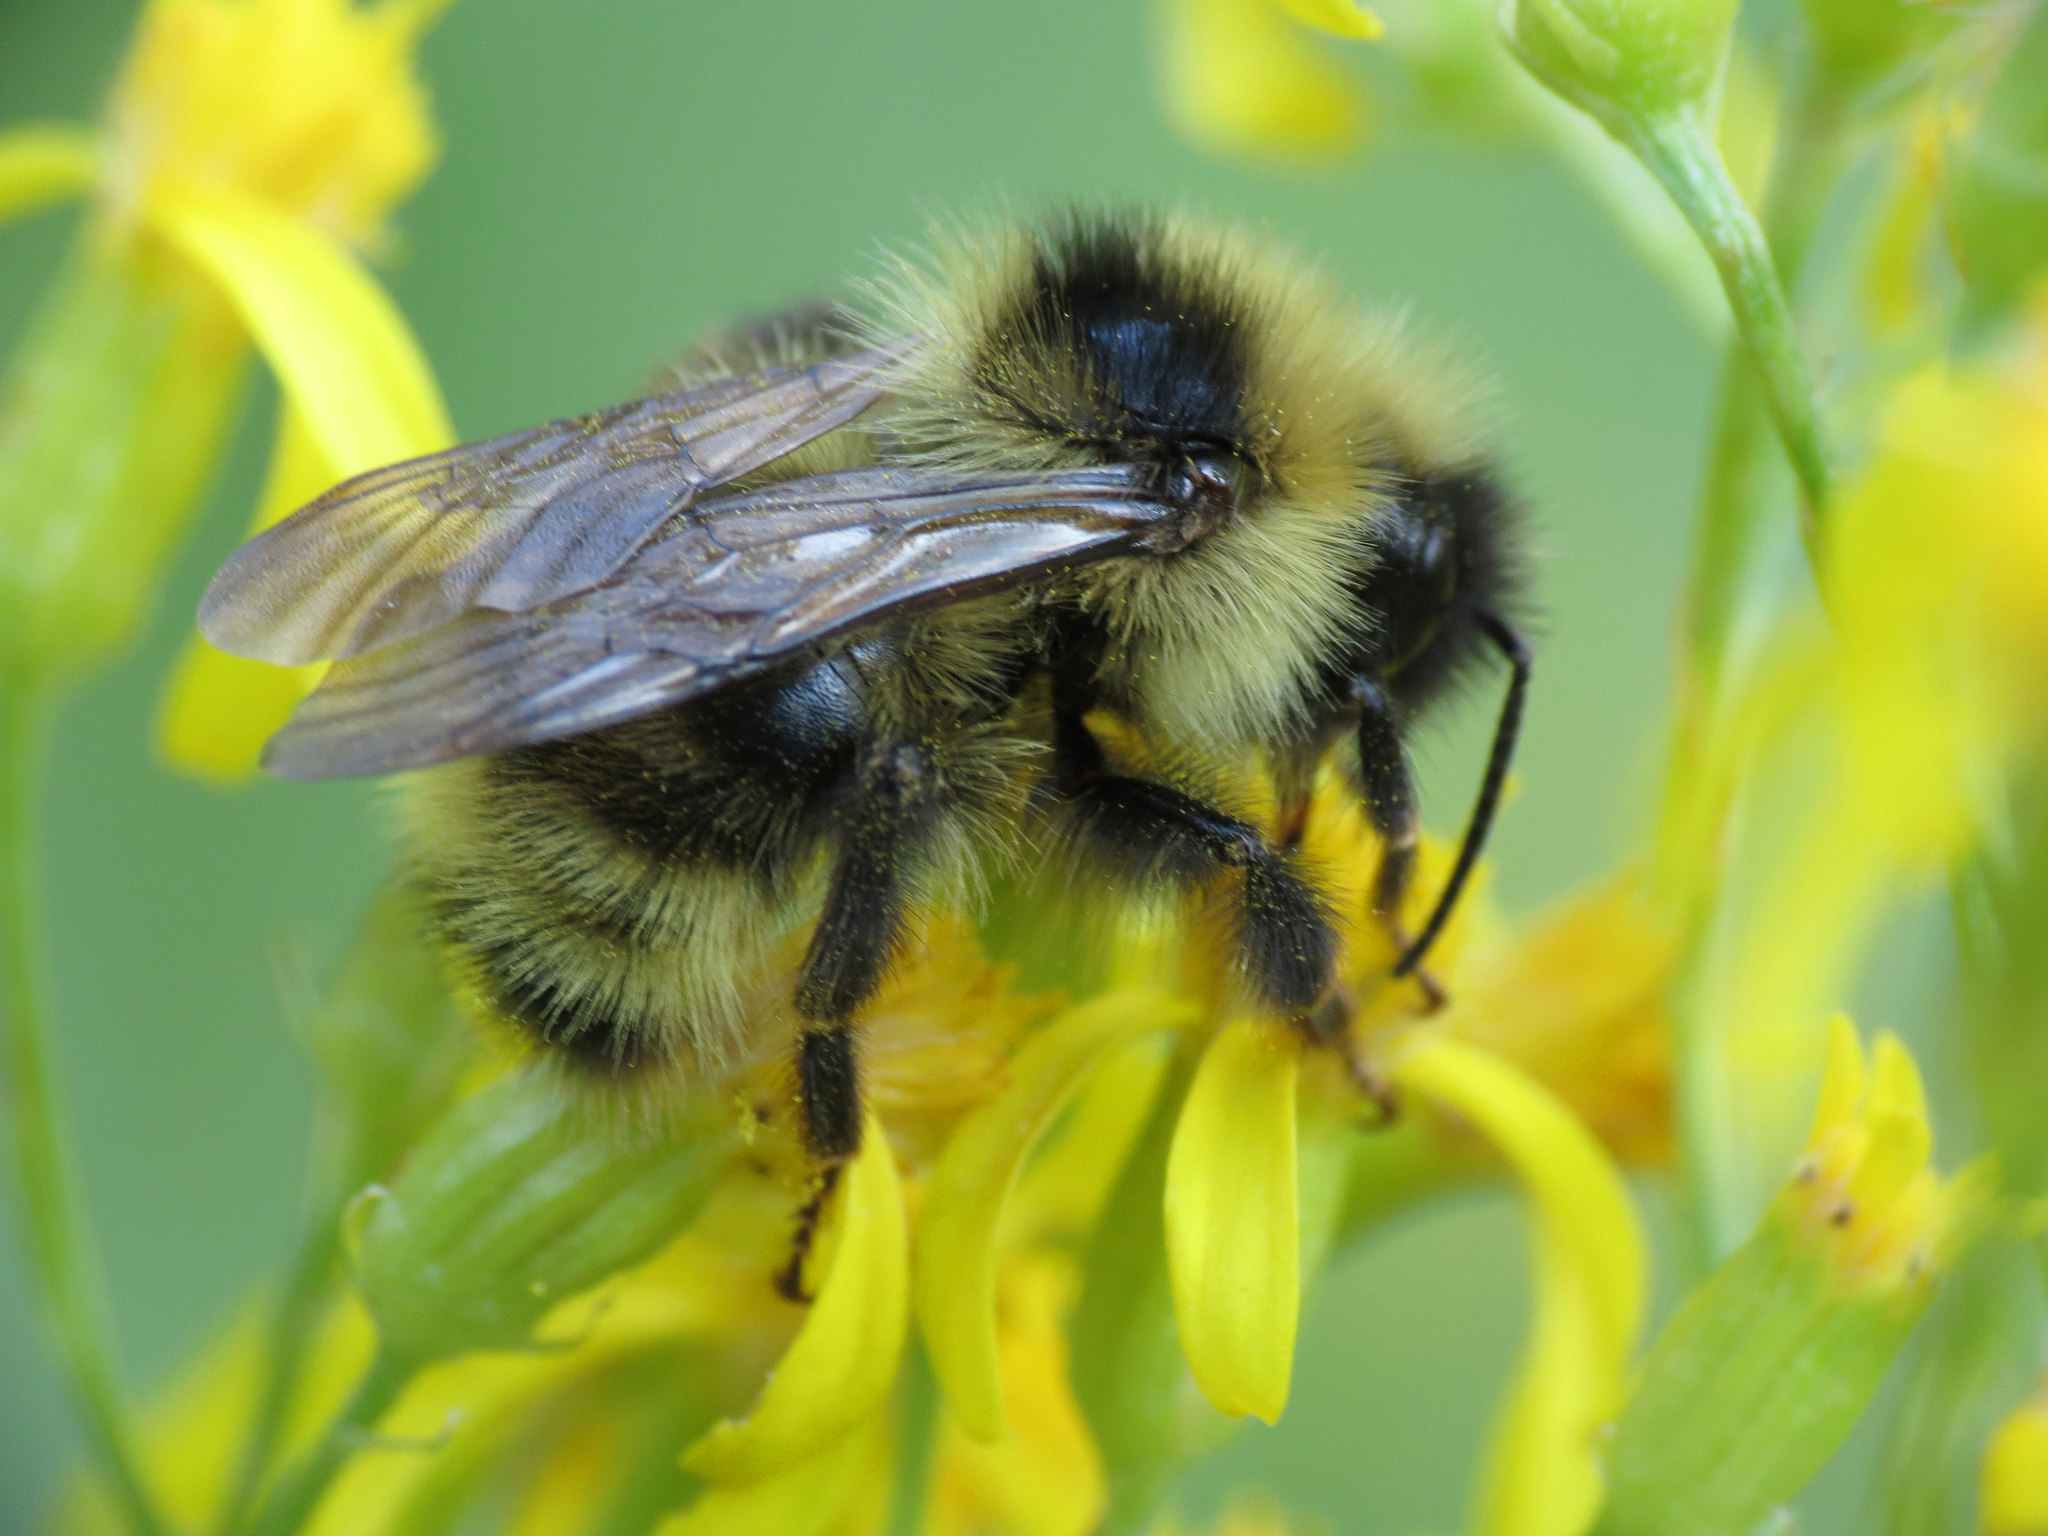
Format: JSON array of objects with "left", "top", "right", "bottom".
[{"left": 866, "top": 209, "right": 1507, "bottom": 756}]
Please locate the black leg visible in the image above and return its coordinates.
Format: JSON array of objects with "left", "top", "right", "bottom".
[
  {"left": 795, "top": 1024, "right": 862, "bottom": 1159},
  {"left": 1351, "top": 675, "right": 1421, "bottom": 920},
  {"left": 1351, "top": 675, "right": 1445, "bottom": 1012},
  {"left": 1050, "top": 712, "right": 1335, "bottom": 1012},
  {"left": 793, "top": 741, "right": 942, "bottom": 1157},
  {"left": 1392, "top": 613, "right": 1531, "bottom": 978},
  {"left": 774, "top": 1164, "right": 842, "bottom": 1302}
]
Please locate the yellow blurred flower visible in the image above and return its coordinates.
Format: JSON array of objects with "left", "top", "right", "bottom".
[
  {"left": 108, "top": 0, "right": 445, "bottom": 245},
  {"left": 1598, "top": 1020, "right": 1976, "bottom": 1536},
  {"left": 54, "top": 766, "right": 1671, "bottom": 1536},
  {"left": 1984, "top": 1379, "right": 2048, "bottom": 1536},
  {"left": 1158, "top": 0, "right": 1382, "bottom": 161},
  {"left": 0, "top": 0, "right": 454, "bottom": 769},
  {"left": 1442, "top": 876, "right": 1674, "bottom": 1167},
  {"left": 1393, "top": 1034, "right": 1647, "bottom": 1536},
  {"left": 1671, "top": 297, "right": 2048, "bottom": 1214},
  {"left": 1791, "top": 1018, "right": 1975, "bottom": 1293}
]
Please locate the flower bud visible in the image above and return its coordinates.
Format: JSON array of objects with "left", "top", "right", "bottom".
[
  {"left": 0, "top": 242, "right": 246, "bottom": 683},
  {"left": 1503, "top": 0, "right": 1738, "bottom": 132},
  {"left": 1593, "top": 1022, "right": 1980, "bottom": 1536},
  {"left": 353, "top": 1069, "right": 736, "bottom": 1366}
]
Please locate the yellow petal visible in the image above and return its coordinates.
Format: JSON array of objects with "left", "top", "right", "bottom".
[
  {"left": 1002, "top": 1031, "right": 1174, "bottom": 1246},
  {"left": 156, "top": 641, "right": 323, "bottom": 783},
  {"left": 1806, "top": 1015, "right": 1868, "bottom": 1147},
  {"left": 918, "top": 991, "right": 1196, "bottom": 1442},
  {"left": 0, "top": 124, "right": 98, "bottom": 226},
  {"left": 143, "top": 176, "right": 452, "bottom": 474},
  {"left": 663, "top": 1417, "right": 885, "bottom": 1536},
  {"left": 1275, "top": 0, "right": 1383, "bottom": 40},
  {"left": 1983, "top": 1388, "right": 2048, "bottom": 1536},
  {"left": 928, "top": 1256, "right": 1107, "bottom": 1536},
  {"left": 1392, "top": 1036, "right": 1646, "bottom": 1536},
  {"left": 156, "top": 401, "right": 331, "bottom": 781},
  {"left": 683, "top": 1113, "right": 907, "bottom": 1484},
  {"left": 1165, "top": 1015, "right": 1302, "bottom": 1424},
  {"left": 1160, "top": 0, "right": 1370, "bottom": 161}
]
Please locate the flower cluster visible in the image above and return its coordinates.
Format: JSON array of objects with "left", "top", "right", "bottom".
[{"left": 52, "top": 778, "right": 1669, "bottom": 1536}]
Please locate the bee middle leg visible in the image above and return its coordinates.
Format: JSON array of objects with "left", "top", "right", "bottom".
[
  {"left": 1351, "top": 676, "right": 1446, "bottom": 1013},
  {"left": 792, "top": 740, "right": 944, "bottom": 1159},
  {"left": 1049, "top": 710, "right": 1335, "bottom": 1013}
]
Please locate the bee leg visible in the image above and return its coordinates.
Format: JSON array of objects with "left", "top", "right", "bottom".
[
  {"left": 793, "top": 740, "right": 941, "bottom": 1158},
  {"left": 1298, "top": 981, "right": 1401, "bottom": 1124},
  {"left": 774, "top": 1164, "right": 843, "bottom": 1303},
  {"left": 1370, "top": 614, "right": 1531, "bottom": 989},
  {"left": 1051, "top": 710, "right": 1335, "bottom": 1013},
  {"left": 1351, "top": 676, "right": 1446, "bottom": 1012}
]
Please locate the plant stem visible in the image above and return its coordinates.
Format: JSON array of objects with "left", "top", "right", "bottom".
[
  {"left": 239, "top": 1347, "right": 413, "bottom": 1536},
  {"left": 0, "top": 681, "right": 169, "bottom": 1536},
  {"left": 1677, "top": 79, "right": 1849, "bottom": 694},
  {"left": 885, "top": 1333, "right": 939, "bottom": 1536},
  {"left": 1628, "top": 109, "right": 1835, "bottom": 548},
  {"left": 1659, "top": 77, "right": 1850, "bottom": 1272}
]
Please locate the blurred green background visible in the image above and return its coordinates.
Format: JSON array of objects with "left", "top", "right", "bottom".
[{"left": 0, "top": 1, "right": 1722, "bottom": 1529}]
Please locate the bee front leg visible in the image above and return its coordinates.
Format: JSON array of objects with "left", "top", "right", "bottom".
[
  {"left": 1050, "top": 710, "right": 1335, "bottom": 1014},
  {"left": 793, "top": 740, "right": 939, "bottom": 1159}
]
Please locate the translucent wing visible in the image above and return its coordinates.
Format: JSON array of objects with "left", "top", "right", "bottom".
[
  {"left": 199, "top": 346, "right": 904, "bottom": 666},
  {"left": 260, "top": 463, "right": 1180, "bottom": 780}
]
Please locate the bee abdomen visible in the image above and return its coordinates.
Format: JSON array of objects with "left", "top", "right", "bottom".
[{"left": 433, "top": 888, "right": 677, "bottom": 1074}]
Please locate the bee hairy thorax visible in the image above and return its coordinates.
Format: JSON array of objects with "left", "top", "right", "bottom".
[{"left": 957, "top": 218, "right": 1361, "bottom": 760}]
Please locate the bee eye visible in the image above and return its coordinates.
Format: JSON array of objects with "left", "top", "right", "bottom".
[{"left": 1163, "top": 449, "right": 1248, "bottom": 522}]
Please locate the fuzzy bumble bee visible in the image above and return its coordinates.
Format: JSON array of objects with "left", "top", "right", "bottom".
[{"left": 201, "top": 210, "right": 1529, "bottom": 1158}]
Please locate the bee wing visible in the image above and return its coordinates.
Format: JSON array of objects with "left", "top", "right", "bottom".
[
  {"left": 260, "top": 463, "right": 1179, "bottom": 780},
  {"left": 198, "top": 346, "right": 905, "bottom": 667}
]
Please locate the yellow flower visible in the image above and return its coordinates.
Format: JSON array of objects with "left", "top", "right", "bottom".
[
  {"left": 1599, "top": 1021, "right": 1980, "bottom": 1536},
  {"left": 1984, "top": 1380, "right": 2048, "bottom": 1536},
  {"left": 107, "top": 0, "right": 445, "bottom": 246},
  {"left": 1687, "top": 304, "right": 2048, "bottom": 1208},
  {"left": 1789, "top": 1017, "right": 1974, "bottom": 1292},
  {"left": 54, "top": 747, "right": 1665, "bottom": 1536},
  {"left": 1442, "top": 876, "right": 1675, "bottom": 1167},
  {"left": 0, "top": 0, "right": 453, "bottom": 766},
  {"left": 1158, "top": 0, "right": 1382, "bottom": 161},
  {"left": 1393, "top": 1035, "right": 1647, "bottom": 1536}
]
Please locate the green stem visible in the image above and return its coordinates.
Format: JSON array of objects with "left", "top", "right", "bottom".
[
  {"left": 1659, "top": 78, "right": 1850, "bottom": 1274},
  {"left": 884, "top": 1333, "right": 940, "bottom": 1536},
  {"left": 0, "top": 682, "right": 170, "bottom": 1536},
  {"left": 1678, "top": 79, "right": 1849, "bottom": 693},
  {"left": 1627, "top": 109, "right": 1835, "bottom": 548},
  {"left": 238, "top": 1347, "right": 413, "bottom": 1536}
]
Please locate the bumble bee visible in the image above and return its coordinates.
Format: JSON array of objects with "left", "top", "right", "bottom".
[{"left": 201, "top": 211, "right": 1529, "bottom": 1159}]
